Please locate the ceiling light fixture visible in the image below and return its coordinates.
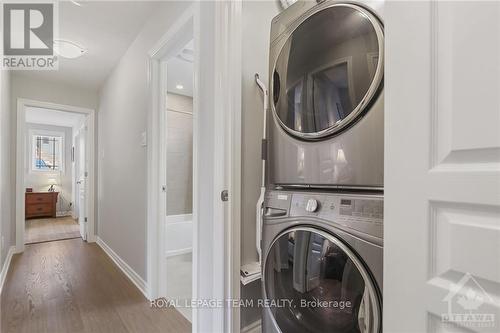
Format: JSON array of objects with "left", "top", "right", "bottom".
[
  {"left": 176, "top": 84, "right": 184, "bottom": 90},
  {"left": 53, "top": 39, "right": 87, "bottom": 59},
  {"left": 177, "top": 49, "right": 194, "bottom": 63}
]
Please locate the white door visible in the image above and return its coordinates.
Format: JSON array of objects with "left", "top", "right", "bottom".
[
  {"left": 77, "top": 123, "right": 88, "bottom": 241},
  {"left": 385, "top": 1, "right": 500, "bottom": 332}
]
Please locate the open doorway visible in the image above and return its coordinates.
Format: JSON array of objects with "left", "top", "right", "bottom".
[
  {"left": 23, "top": 107, "right": 86, "bottom": 244},
  {"left": 164, "top": 39, "right": 194, "bottom": 322},
  {"left": 146, "top": 5, "right": 197, "bottom": 323},
  {"left": 16, "top": 100, "right": 96, "bottom": 251}
]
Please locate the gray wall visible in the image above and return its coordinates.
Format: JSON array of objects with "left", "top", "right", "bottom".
[
  {"left": 240, "top": 0, "right": 281, "bottom": 329},
  {"left": 166, "top": 93, "right": 193, "bottom": 216},
  {"left": 0, "top": 70, "right": 12, "bottom": 267},
  {"left": 97, "top": 1, "right": 192, "bottom": 280}
]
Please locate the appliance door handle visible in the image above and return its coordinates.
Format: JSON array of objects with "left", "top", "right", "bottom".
[{"left": 264, "top": 208, "right": 287, "bottom": 218}]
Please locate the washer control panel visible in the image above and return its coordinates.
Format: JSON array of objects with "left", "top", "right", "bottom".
[{"left": 289, "top": 192, "right": 383, "bottom": 239}]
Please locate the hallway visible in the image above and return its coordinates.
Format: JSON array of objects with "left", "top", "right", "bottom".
[{"left": 1, "top": 239, "right": 191, "bottom": 333}]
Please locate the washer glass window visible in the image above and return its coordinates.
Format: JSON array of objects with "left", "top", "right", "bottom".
[
  {"left": 272, "top": 5, "right": 383, "bottom": 138},
  {"left": 264, "top": 228, "right": 380, "bottom": 333}
]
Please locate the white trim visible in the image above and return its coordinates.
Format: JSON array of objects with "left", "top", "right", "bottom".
[
  {"left": 0, "top": 246, "right": 15, "bottom": 294},
  {"left": 166, "top": 108, "right": 193, "bottom": 116},
  {"left": 96, "top": 237, "right": 149, "bottom": 300},
  {"left": 166, "top": 213, "right": 192, "bottom": 224},
  {"left": 166, "top": 248, "right": 192, "bottom": 257},
  {"left": 227, "top": 3, "right": 243, "bottom": 331},
  {"left": 16, "top": 99, "right": 96, "bottom": 253}
]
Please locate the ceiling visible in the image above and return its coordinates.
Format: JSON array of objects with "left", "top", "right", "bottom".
[
  {"left": 167, "top": 40, "right": 194, "bottom": 97},
  {"left": 26, "top": 107, "right": 86, "bottom": 129},
  {"left": 14, "top": 1, "right": 160, "bottom": 91}
]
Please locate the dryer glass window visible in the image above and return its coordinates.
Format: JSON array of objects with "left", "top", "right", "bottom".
[
  {"left": 264, "top": 229, "right": 379, "bottom": 333},
  {"left": 273, "top": 5, "right": 383, "bottom": 138}
]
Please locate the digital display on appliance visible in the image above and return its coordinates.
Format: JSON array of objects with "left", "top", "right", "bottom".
[{"left": 340, "top": 199, "right": 352, "bottom": 205}]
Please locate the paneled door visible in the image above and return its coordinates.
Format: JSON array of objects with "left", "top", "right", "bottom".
[{"left": 385, "top": 1, "right": 500, "bottom": 332}]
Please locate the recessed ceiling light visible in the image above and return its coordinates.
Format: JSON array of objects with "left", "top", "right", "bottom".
[
  {"left": 53, "top": 39, "right": 87, "bottom": 59},
  {"left": 176, "top": 84, "right": 184, "bottom": 90}
]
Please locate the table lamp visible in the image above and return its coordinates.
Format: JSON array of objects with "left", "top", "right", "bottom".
[{"left": 48, "top": 178, "right": 58, "bottom": 192}]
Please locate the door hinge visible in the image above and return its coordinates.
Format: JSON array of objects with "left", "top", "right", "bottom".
[
  {"left": 221, "top": 190, "right": 229, "bottom": 202},
  {"left": 162, "top": 185, "right": 167, "bottom": 193},
  {"left": 84, "top": 171, "right": 88, "bottom": 177},
  {"left": 84, "top": 217, "right": 88, "bottom": 222}
]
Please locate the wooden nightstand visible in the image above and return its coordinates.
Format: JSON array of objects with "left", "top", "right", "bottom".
[{"left": 25, "top": 192, "right": 59, "bottom": 219}]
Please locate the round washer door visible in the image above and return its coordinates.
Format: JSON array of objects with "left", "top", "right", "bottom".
[
  {"left": 263, "top": 227, "right": 381, "bottom": 333},
  {"left": 272, "top": 4, "right": 384, "bottom": 139}
]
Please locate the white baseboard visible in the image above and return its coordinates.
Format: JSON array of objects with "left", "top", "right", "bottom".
[
  {"left": 0, "top": 246, "right": 16, "bottom": 294},
  {"left": 56, "top": 211, "right": 73, "bottom": 217},
  {"left": 242, "top": 319, "right": 261, "bottom": 333},
  {"left": 166, "top": 247, "right": 192, "bottom": 258},
  {"left": 96, "top": 237, "right": 149, "bottom": 300}
]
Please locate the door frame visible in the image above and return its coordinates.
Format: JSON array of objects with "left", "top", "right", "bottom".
[
  {"left": 15, "top": 98, "right": 96, "bottom": 252},
  {"left": 146, "top": 2, "right": 195, "bottom": 302},
  {"left": 146, "top": 1, "right": 242, "bottom": 332},
  {"left": 75, "top": 119, "right": 89, "bottom": 241}
]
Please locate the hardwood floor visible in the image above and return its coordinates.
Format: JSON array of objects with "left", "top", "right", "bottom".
[
  {"left": 25, "top": 217, "right": 81, "bottom": 244},
  {"left": 1, "top": 238, "right": 191, "bottom": 333}
]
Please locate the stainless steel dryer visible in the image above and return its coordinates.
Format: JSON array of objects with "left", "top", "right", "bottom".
[
  {"left": 262, "top": 190, "right": 383, "bottom": 333},
  {"left": 267, "top": 1, "right": 384, "bottom": 189}
]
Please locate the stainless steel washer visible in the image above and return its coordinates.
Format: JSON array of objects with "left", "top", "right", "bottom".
[
  {"left": 261, "top": 190, "right": 383, "bottom": 333},
  {"left": 267, "top": 1, "right": 384, "bottom": 189}
]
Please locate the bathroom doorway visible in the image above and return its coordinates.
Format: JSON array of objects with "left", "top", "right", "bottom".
[{"left": 164, "top": 39, "right": 194, "bottom": 322}]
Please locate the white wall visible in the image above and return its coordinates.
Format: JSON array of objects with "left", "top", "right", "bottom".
[
  {"left": 24, "top": 123, "right": 73, "bottom": 214},
  {"left": 98, "top": 1, "right": 192, "bottom": 280},
  {"left": 0, "top": 70, "right": 12, "bottom": 267},
  {"left": 240, "top": 1, "right": 281, "bottom": 329}
]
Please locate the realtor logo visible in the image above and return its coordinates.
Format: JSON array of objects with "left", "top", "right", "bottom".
[
  {"left": 1, "top": 2, "right": 58, "bottom": 70},
  {"left": 441, "top": 273, "right": 496, "bottom": 329}
]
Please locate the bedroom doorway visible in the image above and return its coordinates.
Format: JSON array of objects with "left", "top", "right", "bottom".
[{"left": 16, "top": 100, "right": 96, "bottom": 251}]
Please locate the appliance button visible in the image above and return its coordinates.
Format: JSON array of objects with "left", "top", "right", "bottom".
[{"left": 305, "top": 199, "right": 319, "bottom": 213}]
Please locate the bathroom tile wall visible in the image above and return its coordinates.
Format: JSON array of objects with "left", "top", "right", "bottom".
[{"left": 166, "top": 93, "right": 193, "bottom": 216}]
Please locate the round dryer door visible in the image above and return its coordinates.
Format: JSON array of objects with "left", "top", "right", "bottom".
[
  {"left": 263, "top": 227, "right": 381, "bottom": 333},
  {"left": 272, "top": 4, "right": 384, "bottom": 139}
]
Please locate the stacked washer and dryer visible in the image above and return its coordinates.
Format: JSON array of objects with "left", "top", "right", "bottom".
[{"left": 261, "top": 1, "right": 384, "bottom": 333}]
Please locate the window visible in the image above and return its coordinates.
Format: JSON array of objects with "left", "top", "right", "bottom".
[{"left": 31, "top": 135, "right": 63, "bottom": 172}]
